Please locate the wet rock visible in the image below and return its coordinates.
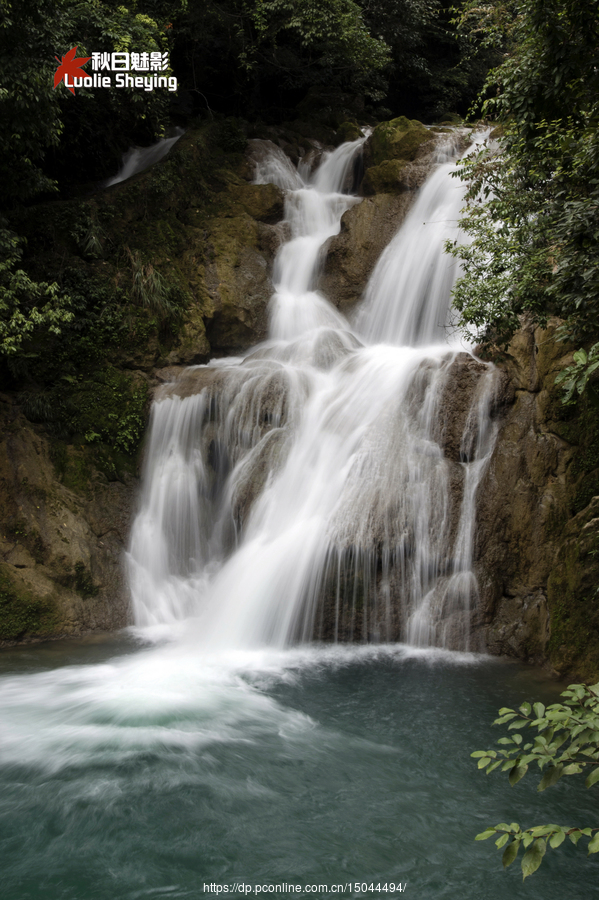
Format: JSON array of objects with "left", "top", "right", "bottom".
[
  {"left": 336, "top": 121, "right": 363, "bottom": 144},
  {"left": 434, "top": 354, "right": 489, "bottom": 463},
  {"left": 0, "top": 402, "right": 134, "bottom": 644},
  {"left": 203, "top": 217, "right": 274, "bottom": 353},
  {"left": 321, "top": 193, "right": 415, "bottom": 313},
  {"left": 227, "top": 182, "right": 284, "bottom": 224},
  {"left": 362, "top": 159, "right": 410, "bottom": 195},
  {"left": 472, "top": 319, "right": 599, "bottom": 678},
  {"left": 363, "top": 117, "right": 433, "bottom": 168},
  {"left": 230, "top": 428, "right": 289, "bottom": 527}
]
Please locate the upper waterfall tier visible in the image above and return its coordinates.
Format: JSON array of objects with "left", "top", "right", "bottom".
[{"left": 355, "top": 132, "right": 487, "bottom": 347}]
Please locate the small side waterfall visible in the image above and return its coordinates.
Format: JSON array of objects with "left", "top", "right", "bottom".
[
  {"left": 356, "top": 133, "right": 481, "bottom": 346},
  {"left": 105, "top": 128, "right": 184, "bottom": 187},
  {"left": 128, "top": 131, "right": 497, "bottom": 650}
]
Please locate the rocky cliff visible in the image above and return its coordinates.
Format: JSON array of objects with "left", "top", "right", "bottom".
[{"left": 472, "top": 322, "right": 599, "bottom": 680}]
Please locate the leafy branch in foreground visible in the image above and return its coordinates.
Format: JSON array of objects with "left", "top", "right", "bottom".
[{"left": 473, "top": 682, "right": 599, "bottom": 878}]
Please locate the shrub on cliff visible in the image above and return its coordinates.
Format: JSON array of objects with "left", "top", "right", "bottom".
[{"left": 447, "top": 0, "right": 599, "bottom": 398}]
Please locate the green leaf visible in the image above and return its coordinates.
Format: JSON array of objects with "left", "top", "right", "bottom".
[
  {"left": 533, "top": 702, "right": 545, "bottom": 719},
  {"left": 550, "top": 831, "right": 566, "bottom": 849},
  {"left": 502, "top": 839, "right": 520, "bottom": 868},
  {"left": 508, "top": 719, "right": 529, "bottom": 730},
  {"left": 588, "top": 832, "right": 599, "bottom": 855},
  {"left": 509, "top": 764, "right": 528, "bottom": 786},
  {"left": 521, "top": 839, "right": 546, "bottom": 879},
  {"left": 585, "top": 768, "right": 599, "bottom": 788},
  {"left": 538, "top": 765, "right": 563, "bottom": 792},
  {"left": 496, "top": 832, "right": 510, "bottom": 848},
  {"left": 519, "top": 702, "right": 532, "bottom": 716},
  {"left": 475, "top": 829, "right": 497, "bottom": 841}
]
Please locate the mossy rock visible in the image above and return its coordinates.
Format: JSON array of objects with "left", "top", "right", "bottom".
[
  {"left": 362, "top": 159, "right": 409, "bottom": 195},
  {"left": 437, "top": 113, "right": 464, "bottom": 125},
  {"left": 547, "top": 503, "right": 599, "bottom": 680},
  {"left": 336, "top": 121, "right": 363, "bottom": 144},
  {"left": 0, "top": 566, "right": 59, "bottom": 641},
  {"left": 367, "top": 117, "right": 431, "bottom": 167},
  {"left": 227, "top": 183, "right": 284, "bottom": 223}
]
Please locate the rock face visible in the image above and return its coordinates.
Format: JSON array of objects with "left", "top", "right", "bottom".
[
  {"left": 361, "top": 116, "right": 433, "bottom": 195},
  {"left": 0, "top": 397, "right": 134, "bottom": 643},
  {"left": 471, "top": 322, "right": 599, "bottom": 679},
  {"left": 320, "top": 193, "right": 418, "bottom": 313}
]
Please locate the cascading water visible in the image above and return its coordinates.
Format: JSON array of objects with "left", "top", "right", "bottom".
[
  {"left": 128, "top": 129, "right": 497, "bottom": 650},
  {"left": 105, "top": 127, "right": 185, "bottom": 187}
]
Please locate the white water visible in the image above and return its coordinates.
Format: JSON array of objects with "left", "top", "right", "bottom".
[
  {"left": 128, "top": 130, "right": 497, "bottom": 651},
  {"left": 356, "top": 137, "right": 471, "bottom": 345},
  {"left": 105, "top": 127, "right": 184, "bottom": 187}
]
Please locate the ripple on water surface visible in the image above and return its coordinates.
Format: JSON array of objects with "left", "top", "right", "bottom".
[{"left": 0, "top": 638, "right": 597, "bottom": 899}]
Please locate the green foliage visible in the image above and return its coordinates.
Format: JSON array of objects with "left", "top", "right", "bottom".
[
  {"left": 555, "top": 345, "right": 599, "bottom": 407},
  {"left": 0, "top": 223, "right": 72, "bottom": 357},
  {"left": 54, "top": 367, "right": 148, "bottom": 455},
  {"left": 448, "top": 0, "right": 599, "bottom": 391},
  {"left": 178, "top": 0, "right": 389, "bottom": 111},
  {"left": 472, "top": 683, "right": 599, "bottom": 877},
  {"left": 126, "top": 246, "right": 183, "bottom": 321},
  {"left": 354, "top": 0, "right": 502, "bottom": 120},
  {"left": 0, "top": 0, "right": 176, "bottom": 202}
]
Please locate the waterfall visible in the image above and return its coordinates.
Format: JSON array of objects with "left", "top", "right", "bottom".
[
  {"left": 127, "top": 130, "right": 497, "bottom": 650},
  {"left": 105, "top": 127, "right": 184, "bottom": 187},
  {"left": 356, "top": 136, "right": 469, "bottom": 346}
]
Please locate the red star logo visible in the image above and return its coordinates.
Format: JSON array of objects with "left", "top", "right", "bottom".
[{"left": 54, "top": 47, "right": 91, "bottom": 95}]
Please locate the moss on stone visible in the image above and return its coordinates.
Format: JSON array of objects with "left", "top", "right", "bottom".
[
  {"left": 362, "top": 159, "right": 409, "bottom": 195},
  {"left": 336, "top": 121, "right": 362, "bottom": 144},
  {"left": 368, "top": 117, "right": 431, "bottom": 167},
  {"left": 0, "top": 567, "right": 59, "bottom": 640}
]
